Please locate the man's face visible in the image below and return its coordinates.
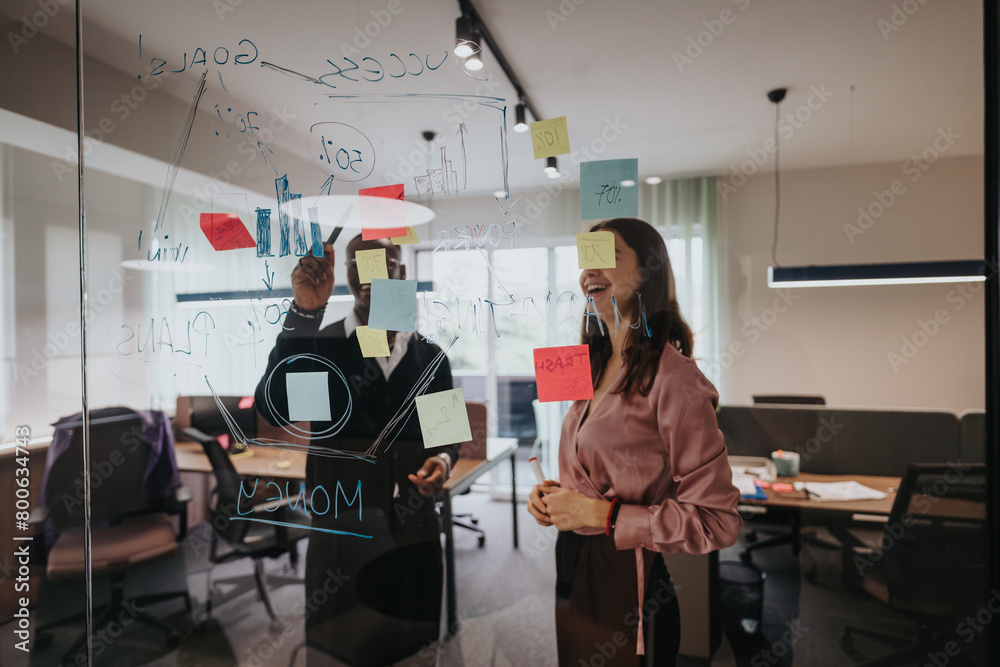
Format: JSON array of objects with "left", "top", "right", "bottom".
[{"left": 345, "top": 237, "right": 405, "bottom": 312}]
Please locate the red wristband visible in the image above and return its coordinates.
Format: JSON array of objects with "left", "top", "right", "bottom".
[{"left": 605, "top": 498, "right": 620, "bottom": 536}]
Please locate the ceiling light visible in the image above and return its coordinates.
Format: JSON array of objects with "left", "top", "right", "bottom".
[
  {"left": 463, "top": 50, "right": 483, "bottom": 71},
  {"left": 645, "top": 176, "right": 662, "bottom": 185},
  {"left": 493, "top": 190, "right": 507, "bottom": 198},
  {"left": 454, "top": 16, "right": 474, "bottom": 57},
  {"left": 514, "top": 102, "right": 528, "bottom": 133},
  {"left": 543, "top": 156, "right": 558, "bottom": 175},
  {"left": 767, "top": 261, "right": 986, "bottom": 288},
  {"left": 620, "top": 179, "right": 636, "bottom": 187}
]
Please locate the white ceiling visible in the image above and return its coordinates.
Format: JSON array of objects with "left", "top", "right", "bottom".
[{"left": 5, "top": 0, "right": 985, "bottom": 197}]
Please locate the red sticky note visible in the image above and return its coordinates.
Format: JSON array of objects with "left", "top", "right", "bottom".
[
  {"left": 362, "top": 226, "right": 409, "bottom": 240},
  {"left": 199, "top": 213, "right": 255, "bottom": 251},
  {"left": 360, "top": 183, "right": 407, "bottom": 238},
  {"left": 533, "top": 345, "right": 594, "bottom": 403}
]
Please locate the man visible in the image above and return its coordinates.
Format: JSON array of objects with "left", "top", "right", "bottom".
[{"left": 255, "top": 234, "right": 457, "bottom": 666}]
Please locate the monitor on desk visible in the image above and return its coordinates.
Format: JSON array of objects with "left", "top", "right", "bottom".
[{"left": 188, "top": 395, "right": 258, "bottom": 441}]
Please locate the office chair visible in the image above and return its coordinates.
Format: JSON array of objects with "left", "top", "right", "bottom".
[
  {"left": 451, "top": 401, "right": 488, "bottom": 547},
  {"left": 837, "top": 463, "right": 986, "bottom": 666},
  {"left": 181, "top": 427, "right": 310, "bottom": 621},
  {"left": 33, "top": 407, "right": 191, "bottom": 664}
]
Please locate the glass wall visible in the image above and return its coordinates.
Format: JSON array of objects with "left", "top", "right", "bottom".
[{"left": 0, "top": 1, "right": 990, "bottom": 666}]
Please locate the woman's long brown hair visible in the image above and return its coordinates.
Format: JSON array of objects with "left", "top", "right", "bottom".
[{"left": 580, "top": 218, "right": 694, "bottom": 397}]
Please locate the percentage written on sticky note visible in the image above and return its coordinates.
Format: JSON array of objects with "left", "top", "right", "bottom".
[
  {"left": 576, "top": 231, "right": 616, "bottom": 269},
  {"left": 354, "top": 248, "right": 388, "bottom": 284},
  {"left": 356, "top": 325, "right": 390, "bottom": 357},
  {"left": 530, "top": 116, "right": 570, "bottom": 160}
]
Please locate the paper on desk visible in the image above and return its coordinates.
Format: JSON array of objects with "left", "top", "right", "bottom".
[
  {"left": 733, "top": 474, "right": 759, "bottom": 496},
  {"left": 803, "top": 481, "right": 887, "bottom": 502}
]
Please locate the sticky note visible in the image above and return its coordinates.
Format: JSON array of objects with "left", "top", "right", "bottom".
[
  {"left": 362, "top": 226, "right": 409, "bottom": 240},
  {"left": 286, "top": 372, "right": 332, "bottom": 422},
  {"left": 415, "top": 388, "right": 472, "bottom": 448},
  {"left": 355, "top": 248, "right": 388, "bottom": 284},
  {"left": 356, "top": 326, "right": 390, "bottom": 357},
  {"left": 360, "top": 183, "right": 407, "bottom": 232},
  {"left": 530, "top": 116, "right": 570, "bottom": 159},
  {"left": 533, "top": 345, "right": 594, "bottom": 403},
  {"left": 390, "top": 226, "right": 420, "bottom": 245},
  {"left": 576, "top": 231, "right": 616, "bottom": 269},
  {"left": 580, "top": 159, "right": 639, "bottom": 220},
  {"left": 367, "top": 278, "right": 417, "bottom": 332},
  {"left": 199, "top": 213, "right": 256, "bottom": 251}
]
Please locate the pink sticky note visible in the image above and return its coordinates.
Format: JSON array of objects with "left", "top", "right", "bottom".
[
  {"left": 360, "top": 183, "right": 407, "bottom": 238},
  {"left": 533, "top": 345, "right": 594, "bottom": 402},
  {"left": 199, "top": 213, "right": 256, "bottom": 251},
  {"left": 238, "top": 396, "right": 254, "bottom": 410}
]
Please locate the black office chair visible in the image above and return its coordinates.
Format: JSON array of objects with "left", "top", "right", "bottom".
[
  {"left": 33, "top": 407, "right": 191, "bottom": 664},
  {"left": 182, "top": 427, "right": 310, "bottom": 621},
  {"left": 837, "top": 463, "right": 986, "bottom": 666}
]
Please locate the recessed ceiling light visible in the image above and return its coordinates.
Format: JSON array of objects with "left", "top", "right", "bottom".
[
  {"left": 620, "top": 179, "right": 636, "bottom": 187},
  {"left": 645, "top": 176, "right": 663, "bottom": 185}
]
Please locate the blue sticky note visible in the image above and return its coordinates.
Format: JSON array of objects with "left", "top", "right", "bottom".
[
  {"left": 580, "top": 159, "right": 639, "bottom": 220},
  {"left": 367, "top": 278, "right": 417, "bottom": 332},
  {"left": 286, "top": 372, "right": 332, "bottom": 422}
]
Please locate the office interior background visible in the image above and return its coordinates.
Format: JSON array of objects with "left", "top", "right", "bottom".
[{"left": 0, "top": 0, "right": 995, "bottom": 665}]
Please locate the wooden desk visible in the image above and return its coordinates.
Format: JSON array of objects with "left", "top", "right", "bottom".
[
  {"left": 743, "top": 472, "right": 900, "bottom": 518},
  {"left": 174, "top": 437, "right": 519, "bottom": 637}
]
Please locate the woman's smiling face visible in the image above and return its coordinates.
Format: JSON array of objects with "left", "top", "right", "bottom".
[{"left": 579, "top": 230, "right": 642, "bottom": 321}]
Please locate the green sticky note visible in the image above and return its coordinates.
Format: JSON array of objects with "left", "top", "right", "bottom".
[
  {"left": 580, "top": 159, "right": 639, "bottom": 219},
  {"left": 531, "top": 116, "right": 570, "bottom": 159},
  {"left": 355, "top": 248, "right": 388, "bottom": 284},
  {"left": 356, "top": 326, "right": 390, "bottom": 357},
  {"left": 576, "top": 231, "right": 616, "bottom": 269},
  {"left": 415, "top": 388, "right": 472, "bottom": 448}
]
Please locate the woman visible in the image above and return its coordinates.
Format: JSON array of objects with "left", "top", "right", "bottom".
[{"left": 527, "top": 218, "right": 742, "bottom": 666}]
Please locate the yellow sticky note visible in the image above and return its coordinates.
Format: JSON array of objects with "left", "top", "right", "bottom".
[
  {"left": 355, "top": 248, "right": 388, "bottom": 284},
  {"left": 390, "top": 226, "right": 419, "bottom": 245},
  {"left": 576, "top": 231, "right": 616, "bottom": 269},
  {"left": 415, "top": 388, "right": 472, "bottom": 448},
  {"left": 531, "top": 116, "right": 570, "bottom": 159},
  {"left": 356, "top": 326, "right": 390, "bottom": 357}
]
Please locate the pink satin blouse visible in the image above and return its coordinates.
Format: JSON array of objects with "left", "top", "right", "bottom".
[
  {"left": 557, "top": 344, "right": 742, "bottom": 653},
  {"left": 558, "top": 344, "right": 742, "bottom": 551}
]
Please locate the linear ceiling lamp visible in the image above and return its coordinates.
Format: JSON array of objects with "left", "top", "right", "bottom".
[
  {"left": 456, "top": 0, "right": 542, "bottom": 137},
  {"left": 768, "top": 260, "right": 987, "bottom": 288}
]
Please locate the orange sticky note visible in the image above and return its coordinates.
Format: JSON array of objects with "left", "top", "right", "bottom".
[
  {"left": 533, "top": 345, "right": 594, "bottom": 402},
  {"left": 199, "top": 213, "right": 256, "bottom": 251}
]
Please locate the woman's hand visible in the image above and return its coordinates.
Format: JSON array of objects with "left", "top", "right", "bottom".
[
  {"left": 527, "top": 479, "right": 561, "bottom": 526},
  {"left": 541, "top": 488, "right": 612, "bottom": 532}
]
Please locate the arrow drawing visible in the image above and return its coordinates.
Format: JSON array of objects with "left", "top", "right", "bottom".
[
  {"left": 262, "top": 260, "right": 275, "bottom": 290},
  {"left": 457, "top": 122, "right": 468, "bottom": 190}
]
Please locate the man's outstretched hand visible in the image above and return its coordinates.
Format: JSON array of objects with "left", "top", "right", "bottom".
[
  {"left": 291, "top": 242, "right": 335, "bottom": 311},
  {"left": 409, "top": 456, "right": 448, "bottom": 496}
]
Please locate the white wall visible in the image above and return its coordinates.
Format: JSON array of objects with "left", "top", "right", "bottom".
[{"left": 715, "top": 154, "right": 985, "bottom": 411}]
